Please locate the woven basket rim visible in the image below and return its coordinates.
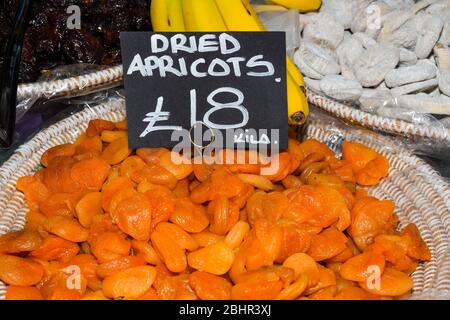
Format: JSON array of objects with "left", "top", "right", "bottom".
[
  {"left": 306, "top": 89, "right": 450, "bottom": 143},
  {"left": 17, "top": 64, "right": 450, "bottom": 142},
  {"left": 0, "top": 98, "right": 449, "bottom": 299}
]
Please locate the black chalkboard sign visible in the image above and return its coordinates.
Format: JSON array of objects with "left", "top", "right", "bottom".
[{"left": 120, "top": 32, "right": 288, "bottom": 150}]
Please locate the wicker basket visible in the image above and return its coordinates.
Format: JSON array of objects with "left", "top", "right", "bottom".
[
  {"left": 16, "top": 66, "right": 123, "bottom": 102},
  {"left": 307, "top": 90, "right": 450, "bottom": 144},
  {"left": 0, "top": 98, "right": 449, "bottom": 299}
]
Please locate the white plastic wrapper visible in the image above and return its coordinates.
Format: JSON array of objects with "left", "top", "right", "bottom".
[{"left": 258, "top": 9, "right": 301, "bottom": 58}]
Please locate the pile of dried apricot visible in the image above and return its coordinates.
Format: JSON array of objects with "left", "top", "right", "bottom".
[{"left": 0, "top": 119, "right": 430, "bottom": 300}]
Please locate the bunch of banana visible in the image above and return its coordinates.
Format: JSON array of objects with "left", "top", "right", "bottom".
[
  {"left": 150, "top": 0, "right": 310, "bottom": 125},
  {"left": 266, "top": 0, "right": 322, "bottom": 12}
]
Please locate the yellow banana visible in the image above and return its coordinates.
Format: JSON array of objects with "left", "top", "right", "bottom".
[
  {"left": 268, "top": 0, "right": 322, "bottom": 12},
  {"left": 167, "top": 0, "right": 186, "bottom": 31},
  {"left": 151, "top": 0, "right": 170, "bottom": 31},
  {"left": 252, "top": 4, "right": 288, "bottom": 14},
  {"left": 286, "top": 56, "right": 304, "bottom": 87},
  {"left": 215, "top": 0, "right": 308, "bottom": 124},
  {"left": 181, "top": 0, "right": 227, "bottom": 32},
  {"left": 151, "top": 0, "right": 185, "bottom": 32}
]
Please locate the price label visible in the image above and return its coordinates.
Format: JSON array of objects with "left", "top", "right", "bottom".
[{"left": 120, "top": 32, "right": 288, "bottom": 150}]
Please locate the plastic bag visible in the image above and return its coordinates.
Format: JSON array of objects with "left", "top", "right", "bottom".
[{"left": 258, "top": 8, "right": 301, "bottom": 58}]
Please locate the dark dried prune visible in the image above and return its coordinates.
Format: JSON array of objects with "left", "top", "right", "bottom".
[
  {"left": 62, "top": 29, "right": 104, "bottom": 64},
  {"left": 1, "top": 0, "right": 152, "bottom": 83}
]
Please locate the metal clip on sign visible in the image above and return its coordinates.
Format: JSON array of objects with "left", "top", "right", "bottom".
[{"left": 0, "top": 0, "right": 33, "bottom": 148}]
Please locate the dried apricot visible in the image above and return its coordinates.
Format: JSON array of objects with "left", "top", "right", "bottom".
[
  {"left": 307, "top": 227, "right": 348, "bottom": 261},
  {"left": 0, "top": 255, "right": 44, "bottom": 286},
  {"left": 96, "top": 255, "right": 146, "bottom": 278},
  {"left": 101, "top": 130, "right": 128, "bottom": 143},
  {"left": 101, "top": 137, "right": 132, "bottom": 165},
  {"left": 5, "top": 286, "right": 43, "bottom": 300},
  {"left": 86, "top": 119, "right": 115, "bottom": 137},
  {"left": 349, "top": 197, "right": 396, "bottom": 250},
  {"left": 191, "top": 231, "right": 224, "bottom": 248},
  {"left": 207, "top": 196, "right": 240, "bottom": 235},
  {"left": 43, "top": 216, "right": 90, "bottom": 242},
  {"left": 90, "top": 232, "right": 131, "bottom": 263},
  {"left": 359, "top": 267, "right": 413, "bottom": 296},
  {"left": 340, "top": 252, "right": 386, "bottom": 282},
  {"left": 31, "top": 236, "right": 79, "bottom": 262},
  {"left": 41, "top": 144, "right": 76, "bottom": 167},
  {"left": 151, "top": 228, "right": 187, "bottom": 273},
  {"left": 40, "top": 192, "right": 81, "bottom": 217},
  {"left": 275, "top": 273, "right": 308, "bottom": 300},
  {"left": 119, "top": 156, "right": 146, "bottom": 179},
  {"left": 101, "top": 176, "right": 134, "bottom": 212},
  {"left": 102, "top": 266, "right": 156, "bottom": 299},
  {"left": 132, "top": 164, "right": 177, "bottom": 190},
  {"left": 224, "top": 221, "right": 250, "bottom": 249},
  {"left": 231, "top": 280, "right": 283, "bottom": 300},
  {"left": 112, "top": 192, "right": 153, "bottom": 241},
  {"left": 70, "top": 158, "right": 111, "bottom": 191},
  {"left": 283, "top": 253, "right": 320, "bottom": 287},
  {"left": 187, "top": 241, "right": 234, "bottom": 275},
  {"left": 189, "top": 271, "right": 232, "bottom": 300},
  {"left": 159, "top": 151, "right": 193, "bottom": 180},
  {"left": 170, "top": 197, "right": 209, "bottom": 233},
  {"left": 0, "top": 230, "right": 42, "bottom": 254},
  {"left": 131, "top": 240, "right": 162, "bottom": 265},
  {"left": 400, "top": 223, "right": 431, "bottom": 261},
  {"left": 75, "top": 192, "right": 103, "bottom": 228},
  {"left": 191, "top": 169, "right": 245, "bottom": 204}
]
